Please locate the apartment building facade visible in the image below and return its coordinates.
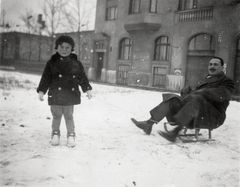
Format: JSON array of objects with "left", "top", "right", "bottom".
[{"left": 92, "top": 0, "right": 240, "bottom": 94}]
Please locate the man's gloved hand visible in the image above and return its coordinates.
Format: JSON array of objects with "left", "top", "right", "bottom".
[
  {"left": 38, "top": 91, "right": 44, "bottom": 101},
  {"left": 180, "top": 86, "right": 192, "bottom": 97}
]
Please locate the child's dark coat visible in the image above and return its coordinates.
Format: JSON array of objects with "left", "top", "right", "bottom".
[{"left": 37, "top": 53, "right": 92, "bottom": 105}]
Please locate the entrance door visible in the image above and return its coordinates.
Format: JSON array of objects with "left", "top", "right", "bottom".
[
  {"left": 234, "top": 38, "right": 240, "bottom": 94},
  {"left": 96, "top": 52, "right": 104, "bottom": 81}
]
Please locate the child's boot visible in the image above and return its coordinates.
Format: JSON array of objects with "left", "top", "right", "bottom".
[
  {"left": 67, "top": 132, "right": 76, "bottom": 147},
  {"left": 51, "top": 130, "right": 60, "bottom": 146}
]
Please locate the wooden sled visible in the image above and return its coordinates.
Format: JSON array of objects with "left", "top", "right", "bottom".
[{"left": 163, "top": 122, "right": 214, "bottom": 143}]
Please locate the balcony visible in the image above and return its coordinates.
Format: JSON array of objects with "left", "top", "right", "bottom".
[
  {"left": 124, "top": 13, "right": 161, "bottom": 32},
  {"left": 176, "top": 7, "right": 213, "bottom": 22}
]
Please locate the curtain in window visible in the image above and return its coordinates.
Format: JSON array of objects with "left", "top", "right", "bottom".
[
  {"left": 129, "top": 0, "right": 141, "bottom": 14},
  {"left": 154, "top": 36, "right": 170, "bottom": 61},
  {"left": 150, "top": 0, "right": 157, "bottom": 13},
  {"left": 119, "top": 38, "right": 132, "bottom": 60},
  {"left": 106, "top": 0, "right": 117, "bottom": 20},
  {"left": 178, "top": 0, "right": 197, "bottom": 10}
]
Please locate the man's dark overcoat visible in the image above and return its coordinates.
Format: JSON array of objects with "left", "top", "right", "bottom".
[
  {"left": 37, "top": 53, "right": 92, "bottom": 105},
  {"left": 164, "top": 72, "right": 235, "bottom": 129}
]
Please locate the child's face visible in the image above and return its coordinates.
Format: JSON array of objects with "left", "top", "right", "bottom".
[{"left": 57, "top": 42, "right": 72, "bottom": 57}]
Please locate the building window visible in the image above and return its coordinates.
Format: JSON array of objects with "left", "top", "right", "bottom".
[
  {"left": 149, "top": 0, "right": 158, "bottom": 13},
  {"left": 95, "top": 40, "right": 105, "bottom": 50},
  {"left": 119, "top": 38, "right": 132, "bottom": 60},
  {"left": 129, "top": 0, "right": 141, "bottom": 14},
  {"left": 178, "top": 0, "right": 197, "bottom": 10},
  {"left": 106, "top": 0, "right": 117, "bottom": 20},
  {"left": 188, "top": 33, "right": 214, "bottom": 51},
  {"left": 154, "top": 36, "right": 170, "bottom": 61}
]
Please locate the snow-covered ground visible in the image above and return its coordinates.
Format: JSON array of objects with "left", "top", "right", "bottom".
[{"left": 0, "top": 70, "right": 239, "bottom": 187}]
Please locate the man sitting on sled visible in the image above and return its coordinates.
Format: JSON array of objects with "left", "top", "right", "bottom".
[{"left": 131, "top": 56, "right": 235, "bottom": 142}]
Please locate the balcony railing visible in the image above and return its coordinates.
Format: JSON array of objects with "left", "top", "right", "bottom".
[{"left": 176, "top": 7, "right": 213, "bottom": 22}]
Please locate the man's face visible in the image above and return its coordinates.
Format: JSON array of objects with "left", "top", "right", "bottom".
[
  {"left": 57, "top": 42, "right": 72, "bottom": 57},
  {"left": 208, "top": 58, "right": 224, "bottom": 75}
]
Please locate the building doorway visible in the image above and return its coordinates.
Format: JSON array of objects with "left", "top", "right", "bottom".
[
  {"left": 96, "top": 52, "right": 104, "bottom": 81},
  {"left": 186, "top": 33, "right": 215, "bottom": 87}
]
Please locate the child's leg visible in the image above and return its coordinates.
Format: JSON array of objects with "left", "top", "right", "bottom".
[
  {"left": 63, "top": 105, "right": 75, "bottom": 136},
  {"left": 50, "top": 105, "right": 63, "bottom": 134}
]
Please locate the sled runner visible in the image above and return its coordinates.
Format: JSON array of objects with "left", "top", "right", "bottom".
[{"left": 163, "top": 122, "right": 214, "bottom": 143}]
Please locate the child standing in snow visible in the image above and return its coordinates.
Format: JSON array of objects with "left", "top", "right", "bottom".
[{"left": 37, "top": 35, "right": 92, "bottom": 147}]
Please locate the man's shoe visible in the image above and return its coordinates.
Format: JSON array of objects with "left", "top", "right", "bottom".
[
  {"left": 158, "top": 126, "right": 182, "bottom": 142},
  {"left": 131, "top": 118, "right": 153, "bottom": 135},
  {"left": 158, "top": 131, "right": 177, "bottom": 142}
]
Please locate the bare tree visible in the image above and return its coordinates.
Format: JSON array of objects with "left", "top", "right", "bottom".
[
  {"left": 19, "top": 10, "right": 38, "bottom": 60},
  {"left": 0, "top": 9, "right": 6, "bottom": 28},
  {"left": 63, "top": 0, "right": 92, "bottom": 31},
  {"left": 62, "top": 0, "right": 95, "bottom": 58},
  {"left": 42, "top": 0, "right": 69, "bottom": 52},
  {"left": 20, "top": 10, "right": 39, "bottom": 34},
  {"left": 0, "top": 9, "right": 10, "bottom": 31}
]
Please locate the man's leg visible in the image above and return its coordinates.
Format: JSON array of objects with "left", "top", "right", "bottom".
[
  {"left": 159, "top": 97, "right": 201, "bottom": 142},
  {"left": 131, "top": 97, "right": 182, "bottom": 135},
  {"left": 150, "top": 97, "right": 182, "bottom": 122}
]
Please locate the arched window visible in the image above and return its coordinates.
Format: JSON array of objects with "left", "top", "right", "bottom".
[
  {"left": 129, "top": 0, "right": 141, "bottom": 14},
  {"left": 188, "top": 33, "right": 214, "bottom": 51},
  {"left": 178, "top": 0, "right": 197, "bottom": 10},
  {"left": 154, "top": 36, "right": 170, "bottom": 61},
  {"left": 119, "top": 38, "right": 132, "bottom": 60}
]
